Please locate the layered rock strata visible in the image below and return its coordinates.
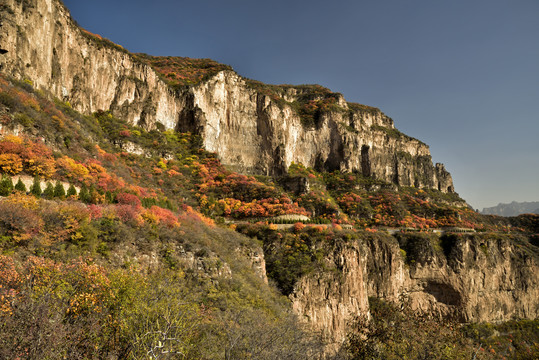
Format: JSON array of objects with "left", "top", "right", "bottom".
[
  {"left": 291, "top": 233, "right": 539, "bottom": 351},
  {"left": 1, "top": 0, "right": 453, "bottom": 191}
]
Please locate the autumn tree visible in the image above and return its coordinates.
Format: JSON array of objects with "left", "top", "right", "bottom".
[{"left": 0, "top": 153, "right": 23, "bottom": 175}]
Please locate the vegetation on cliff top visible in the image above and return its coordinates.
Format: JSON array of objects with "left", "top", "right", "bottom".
[
  {"left": 0, "top": 73, "right": 324, "bottom": 358},
  {"left": 136, "top": 53, "right": 234, "bottom": 88}
]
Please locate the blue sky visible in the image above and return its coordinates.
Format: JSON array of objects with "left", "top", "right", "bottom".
[{"left": 63, "top": 0, "right": 539, "bottom": 210}]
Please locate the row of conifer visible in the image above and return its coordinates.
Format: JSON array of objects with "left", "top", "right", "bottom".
[{"left": 0, "top": 174, "right": 81, "bottom": 200}]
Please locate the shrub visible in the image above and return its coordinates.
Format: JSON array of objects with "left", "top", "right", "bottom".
[
  {"left": 0, "top": 154, "right": 23, "bottom": 175},
  {"left": 66, "top": 184, "right": 77, "bottom": 198},
  {"left": 53, "top": 181, "right": 66, "bottom": 199},
  {"left": 78, "top": 184, "right": 90, "bottom": 203},
  {"left": 42, "top": 182, "right": 54, "bottom": 199}
]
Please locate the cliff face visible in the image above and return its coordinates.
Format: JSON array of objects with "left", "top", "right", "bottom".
[
  {"left": 290, "top": 242, "right": 370, "bottom": 353},
  {"left": 0, "top": 0, "right": 453, "bottom": 191},
  {"left": 178, "top": 71, "right": 454, "bottom": 191},
  {"left": 0, "top": 0, "right": 180, "bottom": 129},
  {"left": 290, "top": 233, "right": 539, "bottom": 351}
]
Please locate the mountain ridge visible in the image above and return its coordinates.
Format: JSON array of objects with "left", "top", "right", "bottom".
[
  {"left": 0, "top": 0, "right": 454, "bottom": 192},
  {"left": 482, "top": 201, "right": 539, "bottom": 217}
]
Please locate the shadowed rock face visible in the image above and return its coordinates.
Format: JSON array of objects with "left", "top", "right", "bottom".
[
  {"left": 1, "top": 0, "right": 453, "bottom": 191},
  {"left": 292, "top": 233, "right": 539, "bottom": 353}
]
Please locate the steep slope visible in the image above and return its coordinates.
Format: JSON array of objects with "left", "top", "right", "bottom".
[
  {"left": 239, "top": 224, "right": 539, "bottom": 352},
  {"left": 3, "top": 1, "right": 539, "bottom": 358},
  {"left": 1, "top": 0, "right": 453, "bottom": 191}
]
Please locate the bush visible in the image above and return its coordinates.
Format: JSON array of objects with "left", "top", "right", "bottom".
[
  {"left": 66, "top": 184, "right": 77, "bottom": 198},
  {"left": 0, "top": 154, "right": 23, "bottom": 175},
  {"left": 42, "top": 182, "right": 54, "bottom": 199},
  {"left": 53, "top": 181, "right": 66, "bottom": 199}
]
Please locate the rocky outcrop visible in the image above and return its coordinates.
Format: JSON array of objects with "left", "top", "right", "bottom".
[
  {"left": 290, "top": 232, "right": 539, "bottom": 354},
  {"left": 401, "top": 233, "right": 539, "bottom": 323},
  {"left": 290, "top": 241, "right": 370, "bottom": 353},
  {"left": 181, "top": 72, "right": 454, "bottom": 191},
  {"left": 373, "top": 232, "right": 539, "bottom": 321},
  {"left": 1, "top": 0, "right": 454, "bottom": 191},
  {"left": 0, "top": 0, "right": 180, "bottom": 128}
]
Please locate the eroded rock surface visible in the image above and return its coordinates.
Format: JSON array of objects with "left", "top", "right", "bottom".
[{"left": 1, "top": 0, "right": 453, "bottom": 191}]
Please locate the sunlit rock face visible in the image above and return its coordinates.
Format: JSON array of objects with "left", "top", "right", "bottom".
[
  {"left": 0, "top": 0, "right": 181, "bottom": 128},
  {"left": 291, "top": 233, "right": 539, "bottom": 355},
  {"left": 181, "top": 70, "right": 454, "bottom": 192},
  {"left": 290, "top": 241, "right": 370, "bottom": 354},
  {"left": 1, "top": 0, "right": 453, "bottom": 191}
]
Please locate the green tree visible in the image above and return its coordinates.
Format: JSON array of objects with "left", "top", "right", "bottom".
[
  {"left": 78, "top": 184, "right": 90, "bottom": 203},
  {"left": 30, "top": 176, "right": 42, "bottom": 197},
  {"left": 53, "top": 182, "right": 66, "bottom": 199},
  {"left": 66, "top": 184, "right": 77, "bottom": 198},
  {"left": 42, "top": 182, "right": 54, "bottom": 199},
  {"left": 14, "top": 178, "right": 27, "bottom": 193},
  {"left": 0, "top": 175, "right": 13, "bottom": 196}
]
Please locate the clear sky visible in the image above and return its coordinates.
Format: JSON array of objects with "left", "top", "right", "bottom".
[{"left": 62, "top": 0, "right": 539, "bottom": 210}]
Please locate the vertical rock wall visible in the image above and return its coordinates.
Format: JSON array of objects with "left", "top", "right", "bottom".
[{"left": 1, "top": 0, "right": 454, "bottom": 190}]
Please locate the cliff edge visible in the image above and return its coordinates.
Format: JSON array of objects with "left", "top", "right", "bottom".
[{"left": 0, "top": 0, "right": 453, "bottom": 191}]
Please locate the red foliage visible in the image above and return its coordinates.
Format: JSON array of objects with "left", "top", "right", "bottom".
[
  {"left": 115, "top": 192, "right": 142, "bottom": 208},
  {"left": 114, "top": 204, "right": 142, "bottom": 224}
]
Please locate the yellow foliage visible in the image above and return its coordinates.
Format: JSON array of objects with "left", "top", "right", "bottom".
[
  {"left": 0, "top": 154, "right": 23, "bottom": 174},
  {"left": 25, "top": 158, "right": 56, "bottom": 178},
  {"left": 5, "top": 192, "right": 40, "bottom": 210},
  {"left": 57, "top": 156, "right": 90, "bottom": 179},
  {"left": 2, "top": 135, "right": 23, "bottom": 144}
]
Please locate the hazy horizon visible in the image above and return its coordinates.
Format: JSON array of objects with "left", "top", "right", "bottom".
[{"left": 62, "top": 0, "right": 539, "bottom": 210}]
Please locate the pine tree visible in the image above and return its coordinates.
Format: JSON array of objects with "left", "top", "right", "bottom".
[
  {"left": 78, "top": 184, "right": 90, "bottom": 203},
  {"left": 14, "top": 178, "right": 27, "bottom": 193},
  {"left": 0, "top": 175, "right": 14, "bottom": 196},
  {"left": 30, "top": 176, "right": 42, "bottom": 197},
  {"left": 67, "top": 184, "right": 77, "bottom": 198},
  {"left": 53, "top": 181, "right": 66, "bottom": 199},
  {"left": 105, "top": 191, "right": 114, "bottom": 203},
  {"left": 43, "top": 182, "right": 54, "bottom": 199}
]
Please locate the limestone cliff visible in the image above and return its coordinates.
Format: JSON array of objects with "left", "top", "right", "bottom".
[
  {"left": 290, "top": 232, "right": 539, "bottom": 351},
  {"left": 290, "top": 241, "right": 370, "bottom": 353},
  {"left": 0, "top": 0, "right": 453, "bottom": 191}
]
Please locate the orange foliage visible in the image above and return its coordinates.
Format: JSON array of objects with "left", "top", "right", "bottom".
[
  {"left": 0, "top": 136, "right": 55, "bottom": 178},
  {"left": 143, "top": 206, "right": 180, "bottom": 228},
  {"left": 0, "top": 153, "right": 23, "bottom": 174}
]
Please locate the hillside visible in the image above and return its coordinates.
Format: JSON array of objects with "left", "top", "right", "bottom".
[
  {"left": 0, "top": 0, "right": 539, "bottom": 359},
  {"left": 0, "top": 71, "right": 538, "bottom": 358}
]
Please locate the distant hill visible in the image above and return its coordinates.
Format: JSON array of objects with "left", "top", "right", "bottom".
[{"left": 482, "top": 201, "right": 539, "bottom": 216}]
